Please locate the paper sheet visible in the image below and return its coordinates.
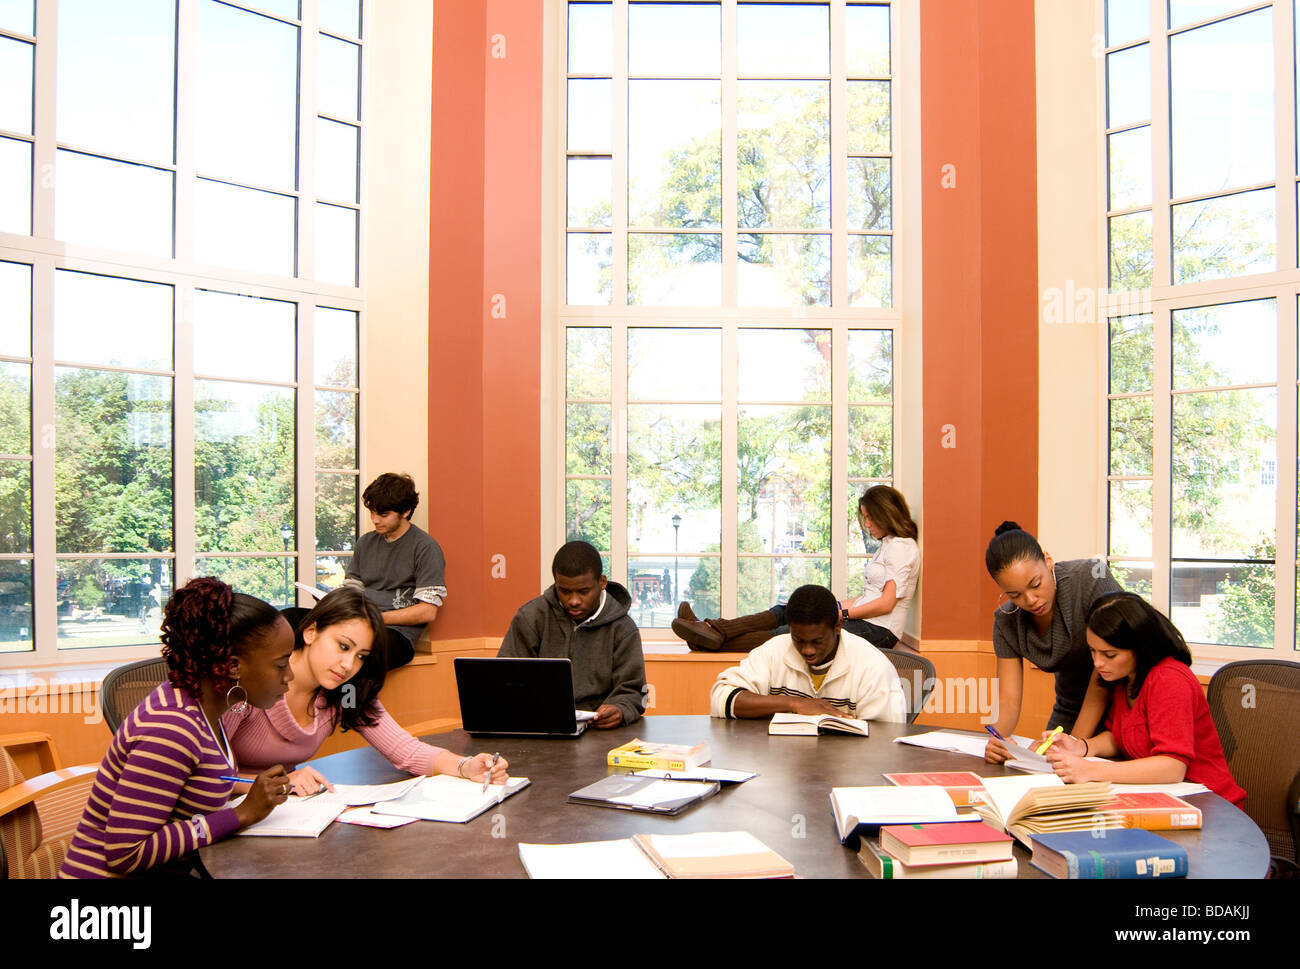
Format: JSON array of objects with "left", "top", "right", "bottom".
[
  {"left": 326, "top": 777, "right": 424, "bottom": 806},
  {"left": 234, "top": 794, "right": 346, "bottom": 837},
  {"left": 518, "top": 840, "right": 665, "bottom": 879},
  {"left": 894, "top": 730, "right": 1000, "bottom": 758},
  {"left": 632, "top": 767, "right": 756, "bottom": 783},
  {"left": 641, "top": 831, "right": 768, "bottom": 859},
  {"left": 335, "top": 808, "right": 418, "bottom": 829}
]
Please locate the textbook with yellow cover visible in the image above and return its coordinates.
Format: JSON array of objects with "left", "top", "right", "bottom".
[{"left": 607, "top": 739, "right": 711, "bottom": 771}]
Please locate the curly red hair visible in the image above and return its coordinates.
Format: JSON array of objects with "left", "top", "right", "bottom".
[{"left": 160, "top": 577, "right": 280, "bottom": 696}]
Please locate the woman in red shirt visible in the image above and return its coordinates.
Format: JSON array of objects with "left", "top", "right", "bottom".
[{"left": 1044, "top": 592, "right": 1245, "bottom": 805}]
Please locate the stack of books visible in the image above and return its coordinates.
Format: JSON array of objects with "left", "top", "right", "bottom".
[{"left": 858, "top": 820, "right": 1018, "bottom": 879}]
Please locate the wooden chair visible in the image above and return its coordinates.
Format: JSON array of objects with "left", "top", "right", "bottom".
[{"left": 0, "top": 732, "right": 97, "bottom": 879}]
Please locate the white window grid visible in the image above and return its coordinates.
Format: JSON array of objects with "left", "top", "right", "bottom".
[
  {"left": 1098, "top": 0, "right": 1300, "bottom": 657},
  {"left": 0, "top": 0, "right": 366, "bottom": 667},
  {"left": 555, "top": 0, "right": 909, "bottom": 628}
]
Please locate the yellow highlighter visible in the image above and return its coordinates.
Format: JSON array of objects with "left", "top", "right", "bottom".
[{"left": 1035, "top": 725, "right": 1063, "bottom": 755}]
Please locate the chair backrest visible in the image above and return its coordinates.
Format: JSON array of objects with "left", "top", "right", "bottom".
[
  {"left": 101, "top": 657, "right": 169, "bottom": 734},
  {"left": 1208, "top": 659, "right": 1300, "bottom": 863},
  {"left": 879, "top": 648, "right": 936, "bottom": 724}
]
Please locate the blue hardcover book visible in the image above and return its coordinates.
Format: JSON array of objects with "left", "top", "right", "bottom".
[{"left": 1030, "top": 829, "right": 1188, "bottom": 879}]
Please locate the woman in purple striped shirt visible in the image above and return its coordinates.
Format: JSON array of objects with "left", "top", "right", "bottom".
[
  {"left": 224, "top": 587, "right": 508, "bottom": 792},
  {"left": 60, "top": 578, "right": 295, "bottom": 878}
]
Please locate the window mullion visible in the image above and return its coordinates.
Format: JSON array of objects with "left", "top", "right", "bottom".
[
  {"left": 611, "top": 324, "right": 628, "bottom": 586},
  {"left": 830, "top": 0, "right": 847, "bottom": 311},
  {"left": 174, "top": 284, "right": 196, "bottom": 590},
  {"left": 31, "top": 258, "right": 55, "bottom": 659},
  {"left": 175, "top": 0, "right": 197, "bottom": 264},
  {"left": 1277, "top": 290, "right": 1297, "bottom": 651},
  {"left": 721, "top": 325, "right": 738, "bottom": 618},
  {"left": 830, "top": 322, "right": 848, "bottom": 595},
  {"left": 720, "top": 0, "right": 738, "bottom": 307},
  {"left": 611, "top": 0, "right": 628, "bottom": 305},
  {"left": 30, "top": 0, "right": 54, "bottom": 240},
  {"left": 1150, "top": 0, "right": 1172, "bottom": 290},
  {"left": 1152, "top": 301, "right": 1173, "bottom": 613},
  {"left": 1276, "top": 0, "right": 1297, "bottom": 274},
  {"left": 299, "top": 3, "right": 319, "bottom": 285},
  {"left": 296, "top": 299, "right": 314, "bottom": 602}
]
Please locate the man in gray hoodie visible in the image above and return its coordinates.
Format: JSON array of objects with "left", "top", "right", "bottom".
[{"left": 497, "top": 541, "right": 646, "bottom": 728}]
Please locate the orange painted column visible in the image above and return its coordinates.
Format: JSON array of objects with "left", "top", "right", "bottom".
[
  {"left": 921, "top": 0, "right": 1039, "bottom": 640},
  {"left": 428, "top": 1, "right": 544, "bottom": 640},
  {"left": 481, "top": 0, "right": 544, "bottom": 627}
]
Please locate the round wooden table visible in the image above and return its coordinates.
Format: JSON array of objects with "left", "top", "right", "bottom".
[{"left": 198, "top": 716, "right": 1271, "bottom": 878}]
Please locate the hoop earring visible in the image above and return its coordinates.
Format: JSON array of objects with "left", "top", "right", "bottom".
[
  {"left": 996, "top": 594, "right": 1019, "bottom": 616},
  {"left": 225, "top": 679, "right": 249, "bottom": 715}
]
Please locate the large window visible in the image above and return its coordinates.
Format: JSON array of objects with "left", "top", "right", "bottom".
[
  {"left": 1102, "top": 0, "right": 1297, "bottom": 654},
  {"left": 0, "top": 0, "right": 364, "bottom": 663},
  {"left": 560, "top": 1, "right": 905, "bottom": 631}
]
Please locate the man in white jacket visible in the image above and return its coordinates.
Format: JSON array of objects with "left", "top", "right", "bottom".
[{"left": 709, "top": 584, "right": 907, "bottom": 723}]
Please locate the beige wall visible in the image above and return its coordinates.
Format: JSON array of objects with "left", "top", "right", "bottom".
[
  {"left": 360, "top": 0, "right": 434, "bottom": 530},
  {"left": 1035, "top": 0, "right": 1106, "bottom": 561}
]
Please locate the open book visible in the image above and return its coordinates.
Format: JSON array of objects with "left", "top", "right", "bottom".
[
  {"left": 770, "top": 712, "right": 869, "bottom": 737},
  {"left": 829, "top": 785, "right": 978, "bottom": 843},
  {"left": 233, "top": 776, "right": 424, "bottom": 837},
  {"left": 519, "top": 831, "right": 794, "bottom": 879},
  {"left": 972, "top": 774, "right": 1121, "bottom": 846},
  {"left": 371, "top": 774, "right": 531, "bottom": 823}
]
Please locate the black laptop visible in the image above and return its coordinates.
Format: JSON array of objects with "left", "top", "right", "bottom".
[{"left": 454, "top": 657, "right": 594, "bottom": 737}]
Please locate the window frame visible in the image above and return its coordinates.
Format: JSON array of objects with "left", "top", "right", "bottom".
[
  {"left": 1098, "top": 0, "right": 1300, "bottom": 660},
  {"left": 549, "top": 0, "right": 918, "bottom": 639},
  {"left": 0, "top": 0, "right": 367, "bottom": 669}
]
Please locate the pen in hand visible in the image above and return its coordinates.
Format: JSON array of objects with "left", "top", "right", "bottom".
[{"left": 482, "top": 752, "right": 500, "bottom": 793}]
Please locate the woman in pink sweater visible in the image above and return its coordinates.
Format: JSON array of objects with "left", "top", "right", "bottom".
[{"left": 223, "top": 587, "right": 507, "bottom": 792}]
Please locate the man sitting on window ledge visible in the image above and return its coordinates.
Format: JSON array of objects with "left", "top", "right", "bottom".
[{"left": 344, "top": 472, "right": 447, "bottom": 669}]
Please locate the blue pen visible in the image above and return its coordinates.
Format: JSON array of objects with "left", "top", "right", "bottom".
[
  {"left": 221, "top": 774, "right": 307, "bottom": 796},
  {"left": 984, "top": 725, "right": 1005, "bottom": 741}
]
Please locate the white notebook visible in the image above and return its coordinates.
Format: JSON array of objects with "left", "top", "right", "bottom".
[
  {"left": 519, "top": 839, "right": 666, "bottom": 879},
  {"left": 235, "top": 795, "right": 347, "bottom": 838},
  {"left": 371, "top": 774, "right": 531, "bottom": 823}
]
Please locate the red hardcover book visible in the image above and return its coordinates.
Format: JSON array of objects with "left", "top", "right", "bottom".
[
  {"left": 1100, "top": 792, "right": 1203, "bottom": 831},
  {"left": 879, "top": 821, "right": 1015, "bottom": 866},
  {"left": 883, "top": 771, "right": 987, "bottom": 807}
]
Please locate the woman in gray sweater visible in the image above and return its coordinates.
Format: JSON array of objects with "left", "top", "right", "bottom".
[{"left": 981, "top": 522, "right": 1121, "bottom": 764}]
